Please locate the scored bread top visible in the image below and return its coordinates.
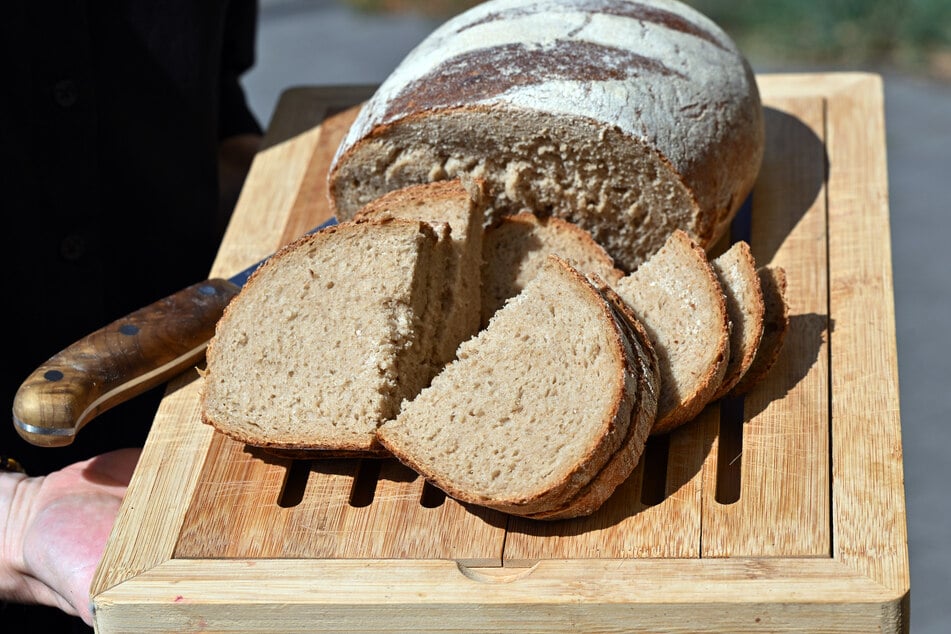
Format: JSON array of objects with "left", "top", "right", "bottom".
[
  {"left": 376, "top": 255, "right": 642, "bottom": 516},
  {"left": 328, "top": 0, "right": 764, "bottom": 271},
  {"left": 612, "top": 229, "right": 729, "bottom": 434},
  {"left": 200, "top": 216, "right": 452, "bottom": 453},
  {"left": 481, "top": 211, "right": 624, "bottom": 326}
]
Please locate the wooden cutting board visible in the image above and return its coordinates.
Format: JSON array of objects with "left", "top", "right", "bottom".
[{"left": 89, "top": 74, "right": 909, "bottom": 633}]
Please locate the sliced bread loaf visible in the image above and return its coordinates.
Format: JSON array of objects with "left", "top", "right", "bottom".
[
  {"left": 376, "top": 255, "right": 648, "bottom": 517},
  {"left": 200, "top": 217, "right": 452, "bottom": 454},
  {"left": 327, "top": 0, "right": 764, "bottom": 272},
  {"left": 709, "top": 241, "right": 765, "bottom": 400},
  {"left": 481, "top": 212, "right": 623, "bottom": 326},
  {"left": 612, "top": 230, "right": 729, "bottom": 434},
  {"left": 729, "top": 265, "right": 789, "bottom": 397},
  {"left": 525, "top": 281, "right": 660, "bottom": 520},
  {"left": 353, "top": 178, "right": 487, "bottom": 365}
]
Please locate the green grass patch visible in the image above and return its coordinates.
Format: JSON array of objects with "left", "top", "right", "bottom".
[
  {"left": 343, "top": 0, "right": 951, "bottom": 76},
  {"left": 689, "top": 0, "right": 951, "bottom": 70}
]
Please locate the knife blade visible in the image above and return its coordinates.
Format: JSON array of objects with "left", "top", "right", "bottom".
[{"left": 12, "top": 218, "right": 338, "bottom": 447}]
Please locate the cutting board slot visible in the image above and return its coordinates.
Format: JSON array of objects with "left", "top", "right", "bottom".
[
  {"left": 348, "top": 458, "right": 381, "bottom": 507},
  {"left": 278, "top": 457, "right": 311, "bottom": 507},
  {"left": 420, "top": 480, "right": 448, "bottom": 508},
  {"left": 639, "top": 434, "right": 671, "bottom": 507},
  {"left": 730, "top": 193, "right": 754, "bottom": 245},
  {"left": 715, "top": 396, "right": 745, "bottom": 505}
]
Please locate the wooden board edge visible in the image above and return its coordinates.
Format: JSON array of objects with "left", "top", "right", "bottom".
[
  {"left": 92, "top": 85, "right": 342, "bottom": 599},
  {"left": 756, "top": 71, "right": 882, "bottom": 100},
  {"left": 821, "top": 71, "right": 909, "bottom": 596},
  {"left": 90, "top": 372, "right": 214, "bottom": 597},
  {"left": 754, "top": 70, "right": 908, "bottom": 601},
  {"left": 92, "top": 557, "right": 907, "bottom": 633}
]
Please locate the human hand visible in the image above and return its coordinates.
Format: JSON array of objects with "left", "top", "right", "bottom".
[{"left": 1, "top": 448, "right": 141, "bottom": 626}]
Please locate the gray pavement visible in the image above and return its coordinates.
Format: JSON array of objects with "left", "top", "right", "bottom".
[
  {"left": 245, "top": 2, "right": 951, "bottom": 631},
  {"left": 883, "top": 70, "right": 951, "bottom": 634}
]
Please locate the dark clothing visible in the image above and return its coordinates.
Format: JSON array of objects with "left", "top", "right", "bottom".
[{"left": 1, "top": 2, "right": 261, "bottom": 629}]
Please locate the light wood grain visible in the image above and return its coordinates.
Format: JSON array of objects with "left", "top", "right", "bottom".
[
  {"left": 505, "top": 406, "right": 711, "bottom": 561},
  {"left": 700, "top": 95, "right": 831, "bottom": 558},
  {"left": 93, "top": 558, "right": 903, "bottom": 633},
  {"left": 823, "top": 75, "right": 909, "bottom": 593},
  {"left": 175, "top": 437, "right": 507, "bottom": 563},
  {"left": 91, "top": 371, "right": 213, "bottom": 596},
  {"left": 91, "top": 73, "right": 909, "bottom": 633}
]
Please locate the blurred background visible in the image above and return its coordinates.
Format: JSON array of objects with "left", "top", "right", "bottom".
[{"left": 243, "top": 1, "right": 950, "bottom": 632}]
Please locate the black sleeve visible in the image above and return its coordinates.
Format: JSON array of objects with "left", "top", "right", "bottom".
[{"left": 218, "top": 0, "right": 263, "bottom": 140}]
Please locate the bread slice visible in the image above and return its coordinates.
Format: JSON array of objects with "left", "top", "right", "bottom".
[
  {"left": 709, "top": 241, "right": 765, "bottom": 400},
  {"left": 376, "top": 255, "right": 644, "bottom": 517},
  {"left": 481, "top": 212, "right": 624, "bottom": 326},
  {"left": 729, "top": 265, "right": 789, "bottom": 397},
  {"left": 353, "top": 178, "right": 487, "bottom": 365},
  {"left": 525, "top": 281, "right": 660, "bottom": 520},
  {"left": 612, "top": 230, "right": 729, "bottom": 434},
  {"left": 200, "top": 217, "right": 452, "bottom": 453}
]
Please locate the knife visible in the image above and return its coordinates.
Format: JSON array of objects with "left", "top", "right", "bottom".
[{"left": 12, "top": 218, "right": 338, "bottom": 447}]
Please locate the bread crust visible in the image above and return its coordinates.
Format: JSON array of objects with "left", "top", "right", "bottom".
[
  {"left": 481, "top": 211, "right": 624, "bottom": 325},
  {"left": 729, "top": 265, "right": 789, "bottom": 397},
  {"left": 328, "top": 0, "right": 764, "bottom": 271},
  {"left": 353, "top": 177, "right": 486, "bottom": 220},
  {"left": 200, "top": 216, "right": 450, "bottom": 453},
  {"left": 710, "top": 241, "right": 766, "bottom": 400},
  {"left": 377, "top": 255, "right": 641, "bottom": 516},
  {"left": 526, "top": 281, "right": 660, "bottom": 520}
]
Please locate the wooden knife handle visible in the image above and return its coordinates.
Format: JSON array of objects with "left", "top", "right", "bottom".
[{"left": 12, "top": 278, "right": 240, "bottom": 447}]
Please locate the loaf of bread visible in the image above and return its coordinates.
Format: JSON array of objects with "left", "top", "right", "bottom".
[
  {"left": 200, "top": 216, "right": 457, "bottom": 454},
  {"left": 376, "top": 255, "right": 655, "bottom": 517},
  {"left": 480, "top": 211, "right": 623, "bottom": 326},
  {"left": 327, "top": 0, "right": 764, "bottom": 272}
]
